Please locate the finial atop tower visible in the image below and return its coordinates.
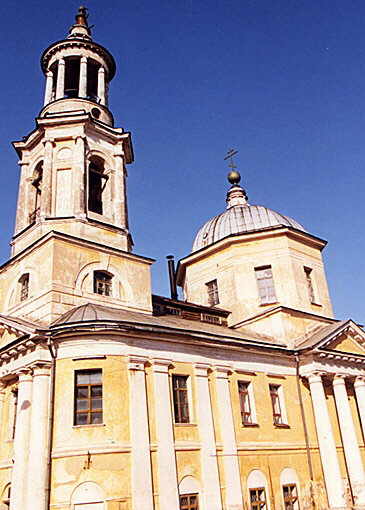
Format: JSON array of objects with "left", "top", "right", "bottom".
[
  {"left": 224, "top": 149, "right": 248, "bottom": 208},
  {"left": 68, "top": 5, "right": 92, "bottom": 40}
]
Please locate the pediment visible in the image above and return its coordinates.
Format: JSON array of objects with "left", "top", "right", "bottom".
[
  {"left": 308, "top": 320, "right": 365, "bottom": 356},
  {"left": 0, "top": 314, "right": 40, "bottom": 349}
]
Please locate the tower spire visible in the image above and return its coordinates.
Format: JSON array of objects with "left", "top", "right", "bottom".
[
  {"left": 68, "top": 6, "right": 92, "bottom": 40},
  {"left": 224, "top": 149, "right": 248, "bottom": 208}
]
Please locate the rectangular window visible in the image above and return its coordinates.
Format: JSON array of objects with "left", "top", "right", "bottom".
[
  {"left": 255, "top": 266, "right": 276, "bottom": 304},
  {"left": 283, "top": 484, "right": 299, "bottom": 510},
  {"left": 179, "top": 494, "right": 199, "bottom": 510},
  {"left": 10, "top": 389, "right": 18, "bottom": 440},
  {"left": 19, "top": 274, "right": 29, "bottom": 302},
  {"left": 269, "top": 384, "right": 284, "bottom": 425},
  {"left": 172, "top": 375, "right": 190, "bottom": 423},
  {"left": 93, "top": 271, "right": 112, "bottom": 296},
  {"left": 250, "top": 488, "right": 267, "bottom": 510},
  {"left": 304, "top": 267, "right": 315, "bottom": 303},
  {"left": 74, "top": 369, "right": 103, "bottom": 425},
  {"left": 206, "top": 279, "right": 219, "bottom": 306},
  {"left": 238, "top": 381, "right": 253, "bottom": 425}
]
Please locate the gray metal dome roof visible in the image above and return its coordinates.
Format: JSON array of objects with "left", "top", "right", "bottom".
[{"left": 192, "top": 204, "right": 306, "bottom": 252}]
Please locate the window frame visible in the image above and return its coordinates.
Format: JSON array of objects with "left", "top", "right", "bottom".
[
  {"left": 18, "top": 273, "right": 29, "bottom": 302},
  {"left": 249, "top": 487, "right": 267, "bottom": 510},
  {"left": 74, "top": 369, "right": 103, "bottom": 426},
  {"left": 93, "top": 270, "right": 113, "bottom": 297},
  {"left": 238, "top": 380, "right": 257, "bottom": 426},
  {"left": 172, "top": 374, "right": 191, "bottom": 424},
  {"left": 206, "top": 279, "right": 219, "bottom": 306},
  {"left": 179, "top": 493, "right": 199, "bottom": 510},
  {"left": 282, "top": 483, "right": 299, "bottom": 510},
  {"left": 269, "top": 383, "right": 288, "bottom": 427},
  {"left": 255, "top": 266, "right": 277, "bottom": 305},
  {"left": 304, "top": 266, "right": 316, "bottom": 304}
]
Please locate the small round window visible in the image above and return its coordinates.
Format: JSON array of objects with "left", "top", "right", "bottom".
[{"left": 91, "top": 108, "right": 101, "bottom": 119}]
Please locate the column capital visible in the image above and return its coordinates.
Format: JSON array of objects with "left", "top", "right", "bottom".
[
  {"left": 98, "top": 65, "right": 105, "bottom": 73},
  {"left": 151, "top": 358, "right": 173, "bottom": 374},
  {"left": 128, "top": 356, "right": 149, "bottom": 371},
  {"left": 42, "top": 138, "right": 54, "bottom": 147},
  {"left": 333, "top": 373, "right": 348, "bottom": 384},
  {"left": 58, "top": 57, "right": 65, "bottom": 65},
  {"left": 355, "top": 375, "right": 365, "bottom": 387},
  {"left": 194, "top": 363, "right": 212, "bottom": 378},
  {"left": 46, "top": 70, "right": 53, "bottom": 77},
  {"left": 73, "top": 134, "right": 86, "bottom": 142},
  {"left": 15, "top": 367, "right": 33, "bottom": 382},
  {"left": 80, "top": 56, "right": 88, "bottom": 63},
  {"left": 306, "top": 371, "right": 327, "bottom": 384},
  {"left": 215, "top": 365, "right": 232, "bottom": 379},
  {"left": 30, "top": 362, "right": 52, "bottom": 377}
]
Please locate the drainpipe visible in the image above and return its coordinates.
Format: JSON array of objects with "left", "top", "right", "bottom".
[
  {"left": 45, "top": 336, "right": 57, "bottom": 510},
  {"left": 295, "top": 354, "right": 315, "bottom": 509}
]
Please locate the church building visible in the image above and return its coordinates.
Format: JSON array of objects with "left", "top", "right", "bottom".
[{"left": 1, "top": 7, "right": 365, "bottom": 510}]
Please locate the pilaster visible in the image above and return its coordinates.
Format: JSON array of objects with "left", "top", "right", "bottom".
[
  {"left": 15, "top": 161, "right": 29, "bottom": 233},
  {"left": 214, "top": 366, "right": 243, "bottom": 510},
  {"left": 152, "top": 358, "right": 179, "bottom": 510},
  {"left": 128, "top": 356, "right": 154, "bottom": 510},
  {"left": 44, "top": 70, "right": 53, "bottom": 106},
  {"left": 73, "top": 135, "right": 86, "bottom": 218},
  {"left": 26, "top": 362, "right": 52, "bottom": 510},
  {"left": 10, "top": 369, "right": 33, "bottom": 510},
  {"left": 195, "top": 363, "right": 222, "bottom": 510},
  {"left": 40, "top": 139, "right": 54, "bottom": 218}
]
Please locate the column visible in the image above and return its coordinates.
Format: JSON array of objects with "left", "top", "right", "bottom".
[
  {"left": 44, "top": 70, "right": 53, "bottom": 105},
  {"left": 55, "top": 58, "right": 65, "bottom": 100},
  {"left": 307, "top": 373, "right": 346, "bottom": 510},
  {"left": 113, "top": 152, "right": 126, "bottom": 229},
  {"left": 195, "top": 364, "right": 222, "bottom": 510},
  {"left": 26, "top": 363, "right": 52, "bottom": 510},
  {"left": 0, "top": 382, "right": 6, "bottom": 450},
  {"left": 10, "top": 369, "right": 33, "bottom": 510},
  {"left": 40, "top": 139, "right": 53, "bottom": 218},
  {"left": 215, "top": 366, "right": 243, "bottom": 510},
  {"left": 98, "top": 66, "right": 106, "bottom": 105},
  {"left": 128, "top": 356, "right": 154, "bottom": 510},
  {"left": 333, "top": 375, "right": 365, "bottom": 508},
  {"left": 73, "top": 135, "right": 86, "bottom": 217},
  {"left": 14, "top": 161, "right": 29, "bottom": 233},
  {"left": 79, "top": 57, "right": 88, "bottom": 98},
  {"left": 355, "top": 377, "right": 365, "bottom": 439},
  {"left": 152, "top": 359, "right": 179, "bottom": 510}
]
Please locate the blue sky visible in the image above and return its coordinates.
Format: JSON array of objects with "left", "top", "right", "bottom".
[{"left": 0, "top": 1, "right": 364, "bottom": 322}]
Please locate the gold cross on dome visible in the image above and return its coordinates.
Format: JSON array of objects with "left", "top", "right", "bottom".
[{"left": 224, "top": 148, "right": 238, "bottom": 171}]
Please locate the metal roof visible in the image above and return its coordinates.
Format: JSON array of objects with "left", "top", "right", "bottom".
[{"left": 192, "top": 204, "right": 305, "bottom": 252}]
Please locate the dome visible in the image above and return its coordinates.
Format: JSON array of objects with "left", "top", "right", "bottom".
[{"left": 192, "top": 203, "right": 306, "bottom": 252}]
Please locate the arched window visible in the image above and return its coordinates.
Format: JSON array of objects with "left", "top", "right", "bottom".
[
  {"left": 247, "top": 470, "right": 270, "bottom": 510},
  {"left": 18, "top": 273, "right": 29, "bottom": 302},
  {"left": 88, "top": 156, "right": 107, "bottom": 215},
  {"left": 280, "top": 468, "right": 300, "bottom": 510},
  {"left": 30, "top": 162, "right": 43, "bottom": 223},
  {"left": 179, "top": 476, "right": 200, "bottom": 510},
  {"left": 71, "top": 481, "right": 104, "bottom": 510},
  {"left": 93, "top": 271, "right": 112, "bottom": 296}
]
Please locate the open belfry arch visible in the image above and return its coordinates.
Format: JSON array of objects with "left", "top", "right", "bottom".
[{"left": 1, "top": 6, "right": 365, "bottom": 510}]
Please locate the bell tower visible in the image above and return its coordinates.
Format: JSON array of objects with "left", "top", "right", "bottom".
[
  {"left": 0, "top": 8, "right": 153, "bottom": 322},
  {"left": 12, "top": 6, "right": 133, "bottom": 255}
]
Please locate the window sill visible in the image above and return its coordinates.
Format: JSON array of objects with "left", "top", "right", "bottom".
[
  {"left": 242, "top": 422, "right": 259, "bottom": 428},
  {"left": 73, "top": 423, "right": 106, "bottom": 429},
  {"left": 310, "top": 301, "right": 322, "bottom": 307},
  {"left": 274, "top": 423, "right": 290, "bottom": 429},
  {"left": 259, "top": 301, "right": 278, "bottom": 307},
  {"left": 174, "top": 423, "right": 197, "bottom": 427}
]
